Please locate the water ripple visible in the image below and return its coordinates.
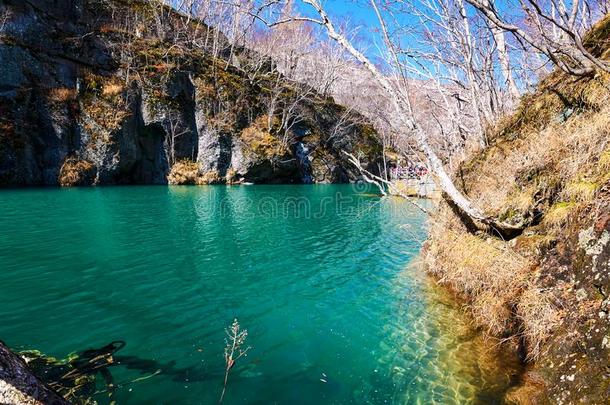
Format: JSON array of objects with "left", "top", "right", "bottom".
[{"left": 0, "top": 185, "right": 518, "bottom": 404}]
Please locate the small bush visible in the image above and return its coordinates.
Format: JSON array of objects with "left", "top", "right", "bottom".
[
  {"left": 225, "top": 168, "right": 239, "bottom": 184},
  {"left": 59, "top": 158, "right": 95, "bottom": 186},
  {"left": 167, "top": 161, "right": 225, "bottom": 185},
  {"left": 167, "top": 160, "right": 201, "bottom": 185},
  {"left": 80, "top": 74, "right": 131, "bottom": 132},
  {"left": 240, "top": 115, "right": 285, "bottom": 159},
  {"left": 198, "top": 170, "right": 222, "bottom": 185},
  {"left": 48, "top": 87, "right": 76, "bottom": 103}
]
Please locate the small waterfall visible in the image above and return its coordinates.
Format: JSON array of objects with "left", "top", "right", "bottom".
[{"left": 295, "top": 141, "right": 314, "bottom": 184}]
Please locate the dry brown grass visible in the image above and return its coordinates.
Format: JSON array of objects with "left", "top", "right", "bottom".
[
  {"left": 460, "top": 59, "right": 610, "bottom": 222},
  {"left": 199, "top": 170, "right": 222, "bottom": 185},
  {"left": 102, "top": 83, "right": 124, "bottom": 98},
  {"left": 58, "top": 158, "right": 95, "bottom": 186},
  {"left": 426, "top": 207, "right": 566, "bottom": 359},
  {"left": 426, "top": 210, "right": 531, "bottom": 336},
  {"left": 461, "top": 99, "right": 610, "bottom": 223},
  {"left": 563, "top": 181, "right": 599, "bottom": 202},
  {"left": 518, "top": 287, "right": 563, "bottom": 360},
  {"left": 425, "top": 82, "right": 609, "bottom": 365},
  {"left": 167, "top": 160, "right": 201, "bottom": 185},
  {"left": 428, "top": 74, "right": 610, "bottom": 359},
  {"left": 542, "top": 202, "right": 577, "bottom": 227},
  {"left": 167, "top": 161, "right": 224, "bottom": 185},
  {"left": 48, "top": 87, "right": 76, "bottom": 103},
  {"left": 599, "top": 150, "right": 610, "bottom": 171}
]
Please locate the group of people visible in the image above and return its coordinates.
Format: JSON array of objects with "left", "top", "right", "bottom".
[{"left": 391, "top": 164, "right": 428, "bottom": 180}]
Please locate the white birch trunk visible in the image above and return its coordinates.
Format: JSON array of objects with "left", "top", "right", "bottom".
[
  {"left": 301, "top": 0, "right": 519, "bottom": 231},
  {"left": 491, "top": 24, "right": 521, "bottom": 101}
]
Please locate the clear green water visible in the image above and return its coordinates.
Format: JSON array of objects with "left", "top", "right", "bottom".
[{"left": 0, "top": 185, "right": 518, "bottom": 404}]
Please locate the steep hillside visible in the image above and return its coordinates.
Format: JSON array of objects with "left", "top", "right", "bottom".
[
  {"left": 0, "top": 0, "right": 381, "bottom": 186},
  {"left": 426, "top": 16, "right": 610, "bottom": 404}
]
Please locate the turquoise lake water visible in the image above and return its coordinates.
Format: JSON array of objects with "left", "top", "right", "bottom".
[{"left": 0, "top": 185, "right": 518, "bottom": 404}]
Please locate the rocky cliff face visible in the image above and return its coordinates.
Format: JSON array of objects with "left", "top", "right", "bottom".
[{"left": 0, "top": 0, "right": 382, "bottom": 186}]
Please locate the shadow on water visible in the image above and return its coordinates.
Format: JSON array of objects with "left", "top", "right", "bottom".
[{"left": 21, "top": 341, "right": 210, "bottom": 404}]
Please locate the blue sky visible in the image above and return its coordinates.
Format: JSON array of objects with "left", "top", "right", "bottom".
[
  {"left": 319, "top": 0, "right": 379, "bottom": 24},
  {"left": 296, "top": 0, "right": 380, "bottom": 32},
  {"left": 294, "top": 0, "right": 388, "bottom": 62}
]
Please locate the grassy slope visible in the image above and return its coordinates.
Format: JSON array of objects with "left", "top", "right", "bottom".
[{"left": 426, "top": 16, "right": 610, "bottom": 404}]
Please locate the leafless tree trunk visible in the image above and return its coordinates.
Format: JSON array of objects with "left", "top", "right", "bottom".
[
  {"left": 281, "top": 0, "right": 523, "bottom": 233},
  {"left": 167, "top": 117, "right": 190, "bottom": 166},
  {"left": 484, "top": 1, "right": 521, "bottom": 102}
]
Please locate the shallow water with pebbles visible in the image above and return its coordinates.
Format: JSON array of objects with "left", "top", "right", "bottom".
[{"left": 0, "top": 185, "right": 520, "bottom": 404}]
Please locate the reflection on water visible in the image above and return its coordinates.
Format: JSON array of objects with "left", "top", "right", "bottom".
[{"left": 0, "top": 185, "right": 520, "bottom": 404}]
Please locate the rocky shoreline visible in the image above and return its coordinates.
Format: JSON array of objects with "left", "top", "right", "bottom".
[{"left": 0, "top": 341, "right": 69, "bottom": 405}]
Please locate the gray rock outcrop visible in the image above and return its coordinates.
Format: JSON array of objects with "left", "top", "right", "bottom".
[{"left": 0, "top": 341, "right": 69, "bottom": 405}]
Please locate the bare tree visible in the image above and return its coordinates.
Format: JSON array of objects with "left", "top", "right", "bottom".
[
  {"left": 466, "top": 0, "right": 610, "bottom": 76},
  {"left": 261, "top": 71, "right": 316, "bottom": 151},
  {"left": 167, "top": 116, "right": 191, "bottom": 165},
  {"left": 246, "top": 2, "right": 353, "bottom": 98},
  {"left": 256, "top": 0, "right": 524, "bottom": 234},
  {"left": 343, "top": 151, "right": 433, "bottom": 214},
  {"left": 486, "top": 2, "right": 521, "bottom": 101}
]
